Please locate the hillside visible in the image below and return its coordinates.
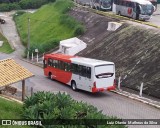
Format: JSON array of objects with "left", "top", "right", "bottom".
[
  {"left": 14, "top": 0, "right": 84, "bottom": 54},
  {"left": 69, "top": 6, "right": 160, "bottom": 98},
  {"left": 0, "top": 33, "right": 14, "bottom": 53}
]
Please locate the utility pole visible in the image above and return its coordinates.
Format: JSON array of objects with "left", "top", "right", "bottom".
[{"left": 27, "top": 17, "right": 30, "bottom": 59}]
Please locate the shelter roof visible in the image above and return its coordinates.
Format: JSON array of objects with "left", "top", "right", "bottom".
[{"left": 0, "top": 58, "right": 34, "bottom": 87}]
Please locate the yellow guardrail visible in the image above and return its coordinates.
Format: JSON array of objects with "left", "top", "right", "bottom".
[
  {"left": 94, "top": 9, "right": 160, "bottom": 29},
  {"left": 74, "top": 2, "right": 160, "bottom": 29}
]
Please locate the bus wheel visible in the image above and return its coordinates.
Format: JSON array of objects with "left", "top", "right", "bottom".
[
  {"left": 118, "top": 11, "right": 121, "bottom": 16},
  {"left": 71, "top": 81, "right": 77, "bottom": 91}
]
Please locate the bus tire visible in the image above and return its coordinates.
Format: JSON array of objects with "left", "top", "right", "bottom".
[
  {"left": 118, "top": 11, "right": 121, "bottom": 16},
  {"left": 71, "top": 81, "right": 77, "bottom": 91}
]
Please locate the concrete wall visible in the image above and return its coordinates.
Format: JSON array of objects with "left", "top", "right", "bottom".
[
  {"left": 78, "top": 24, "right": 160, "bottom": 98},
  {"left": 59, "top": 37, "right": 87, "bottom": 55}
]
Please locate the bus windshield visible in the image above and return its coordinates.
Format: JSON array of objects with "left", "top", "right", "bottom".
[
  {"left": 139, "top": 4, "right": 154, "bottom": 15},
  {"left": 102, "top": 0, "right": 112, "bottom": 8},
  {"left": 95, "top": 64, "right": 114, "bottom": 78}
]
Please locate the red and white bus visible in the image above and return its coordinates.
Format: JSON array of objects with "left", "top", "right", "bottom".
[
  {"left": 43, "top": 54, "right": 116, "bottom": 93},
  {"left": 112, "top": 0, "right": 155, "bottom": 20}
]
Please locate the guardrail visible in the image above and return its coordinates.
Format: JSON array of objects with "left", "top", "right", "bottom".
[{"left": 96, "top": 10, "right": 160, "bottom": 28}]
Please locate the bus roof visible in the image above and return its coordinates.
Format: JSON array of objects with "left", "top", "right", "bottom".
[
  {"left": 125, "top": 0, "right": 152, "bottom": 4},
  {"left": 45, "top": 53, "right": 114, "bottom": 66},
  {"left": 45, "top": 53, "right": 75, "bottom": 61},
  {"left": 71, "top": 57, "right": 114, "bottom": 66}
]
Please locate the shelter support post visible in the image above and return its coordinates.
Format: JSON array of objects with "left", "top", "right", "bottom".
[{"left": 22, "top": 80, "right": 25, "bottom": 101}]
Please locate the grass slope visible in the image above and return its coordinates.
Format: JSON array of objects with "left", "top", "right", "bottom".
[
  {"left": 0, "top": 33, "right": 14, "bottom": 54},
  {"left": 0, "top": 97, "right": 22, "bottom": 119},
  {"left": 15, "top": 0, "right": 84, "bottom": 54},
  {"left": 0, "top": 97, "right": 29, "bottom": 128}
]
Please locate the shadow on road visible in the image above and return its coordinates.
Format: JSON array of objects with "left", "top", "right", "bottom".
[{"left": 45, "top": 77, "right": 111, "bottom": 98}]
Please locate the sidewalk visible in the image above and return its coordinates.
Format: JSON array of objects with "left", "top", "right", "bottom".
[{"left": 111, "top": 89, "right": 160, "bottom": 109}]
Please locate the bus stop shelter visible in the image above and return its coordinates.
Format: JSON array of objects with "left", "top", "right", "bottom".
[{"left": 0, "top": 58, "right": 34, "bottom": 101}]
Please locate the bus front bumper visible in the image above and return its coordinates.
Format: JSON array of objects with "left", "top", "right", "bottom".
[{"left": 139, "top": 14, "right": 151, "bottom": 20}]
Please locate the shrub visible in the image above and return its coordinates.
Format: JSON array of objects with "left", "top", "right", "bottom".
[
  {"left": 59, "top": 14, "right": 76, "bottom": 29},
  {"left": 0, "top": 0, "right": 57, "bottom": 11},
  {"left": 59, "top": 14, "right": 85, "bottom": 36},
  {"left": 8, "top": 2, "right": 21, "bottom": 10},
  {"left": 47, "top": 0, "right": 56, "bottom": 2},
  {"left": 74, "top": 25, "right": 85, "bottom": 36},
  {"left": 0, "top": 3, "right": 10, "bottom": 11},
  {"left": 22, "top": 91, "right": 127, "bottom": 128},
  {"left": 19, "top": 0, "right": 48, "bottom": 9},
  {"left": 54, "top": 0, "right": 73, "bottom": 13},
  {"left": 28, "top": 38, "right": 60, "bottom": 55}
]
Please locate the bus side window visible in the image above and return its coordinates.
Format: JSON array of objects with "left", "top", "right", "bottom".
[
  {"left": 48, "top": 58, "right": 52, "bottom": 66},
  {"left": 64, "top": 62, "right": 67, "bottom": 71},
  {"left": 79, "top": 65, "right": 86, "bottom": 77},
  {"left": 67, "top": 63, "right": 71, "bottom": 72},
  {"left": 61, "top": 61, "right": 65, "bottom": 70},
  {"left": 78, "top": 65, "right": 83, "bottom": 76},
  {"left": 114, "top": 0, "right": 119, "bottom": 5},
  {"left": 130, "top": 2, "right": 134, "bottom": 8},
  {"left": 57, "top": 60, "right": 61, "bottom": 69},
  {"left": 64, "top": 62, "right": 71, "bottom": 72},
  {"left": 71, "top": 63, "right": 78, "bottom": 74},
  {"left": 122, "top": 1, "right": 126, "bottom": 6},
  {"left": 58, "top": 61, "right": 64, "bottom": 70},
  {"left": 55, "top": 60, "right": 58, "bottom": 68},
  {"left": 126, "top": 1, "right": 129, "bottom": 7},
  {"left": 52, "top": 60, "right": 55, "bottom": 68},
  {"left": 119, "top": 0, "right": 122, "bottom": 5},
  {"left": 82, "top": 66, "right": 87, "bottom": 77},
  {"left": 86, "top": 67, "right": 91, "bottom": 79}
]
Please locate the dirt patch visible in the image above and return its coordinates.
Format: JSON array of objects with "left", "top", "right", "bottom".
[{"left": 69, "top": 6, "right": 160, "bottom": 98}]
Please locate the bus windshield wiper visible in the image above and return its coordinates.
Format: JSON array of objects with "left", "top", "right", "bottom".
[{"left": 96, "top": 73, "right": 114, "bottom": 78}]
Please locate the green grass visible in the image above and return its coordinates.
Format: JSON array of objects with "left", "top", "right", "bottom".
[
  {"left": 0, "top": 97, "right": 22, "bottom": 119},
  {"left": 0, "top": 33, "right": 14, "bottom": 54},
  {"left": 14, "top": 0, "right": 85, "bottom": 54},
  {"left": 0, "top": 97, "right": 30, "bottom": 128}
]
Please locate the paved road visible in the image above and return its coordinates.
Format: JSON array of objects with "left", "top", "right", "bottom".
[
  {"left": 0, "top": 8, "right": 160, "bottom": 128},
  {"left": 0, "top": 11, "right": 26, "bottom": 58}
]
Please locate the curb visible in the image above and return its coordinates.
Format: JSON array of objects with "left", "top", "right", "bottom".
[
  {"left": 20, "top": 58, "right": 43, "bottom": 68},
  {"left": 0, "top": 94, "right": 23, "bottom": 104},
  {"left": 111, "top": 90, "right": 160, "bottom": 109}
]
